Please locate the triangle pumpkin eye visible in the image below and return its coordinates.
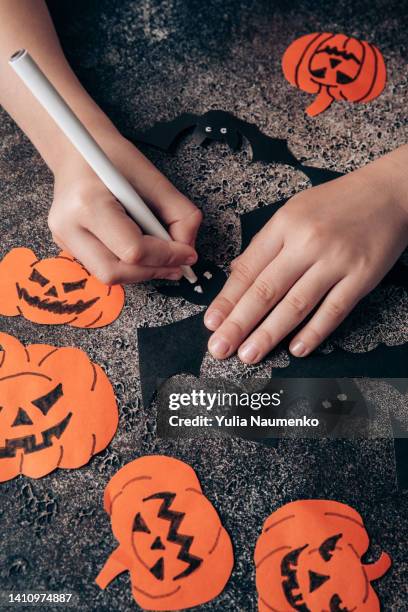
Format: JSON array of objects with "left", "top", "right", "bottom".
[
  {"left": 132, "top": 512, "right": 151, "bottom": 534},
  {"left": 150, "top": 557, "right": 164, "bottom": 580},
  {"left": 32, "top": 383, "right": 64, "bottom": 415},
  {"left": 336, "top": 71, "right": 354, "bottom": 85},
  {"left": 29, "top": 268, "right": 49, "bottom": 287},
  {"left": 311, "top": 67, "right": 327, "bottom": 78},
  {"left": 12, "top": 407, "right": 34, "bottom": 426},
  {"left": 308, "top": 570, "right": 330, "bottom": 592}
]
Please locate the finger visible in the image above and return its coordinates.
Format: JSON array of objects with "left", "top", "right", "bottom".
[
  {"left": 63, "top": 227, "right": 183, "bottom": 284},
  {"left": 127, "top": 148, "right": 201, "bottom": 242},
  {"left": 80, "top": 198, "right": 197, "bottom": 267},
  {"left": 208, "top": 250, "right": 310, "bottom": 359},
  {"left": 205, "top": 226, "right": 284, "bottom": 331},
  {"left": 288, "top": 276, "right": 363, "bottom": 357},
  {"left": 237, "top": 263, "right": 342, "bottom": 363},
  {"left": 169, "top": 207, "right": 203, "bottom": 247},
  {"left": 51, "top": 233, "right": 69, "bottom": 252}
]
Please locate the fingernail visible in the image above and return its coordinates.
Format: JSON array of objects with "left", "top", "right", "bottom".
[
  {"left": 208, "top": 335, "right": 230, "bottom": 358},
  {"left": 290, "top": 340, "right": 308, "bottom": 357},
  {"left": 205, "top": 310, "right": 224, "bottom": 330},
  {"left": 239, "top": 342, "right": 260, "bottom": 364},
  {"left": 185, "top": 254, "right": 197, "bottom": 265},
  {"left": 166, "top": 271, "right": 182, "bottom": 280}
]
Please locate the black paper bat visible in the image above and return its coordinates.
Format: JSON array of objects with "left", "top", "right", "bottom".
[
  {"left": 133, "top": 109, "right": 299, "bottom": 166},
  {"left": 135, "top": 110, "right": 408, "bottom": 488}
]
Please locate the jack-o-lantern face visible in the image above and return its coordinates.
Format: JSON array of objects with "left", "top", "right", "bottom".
[
  {"left": 282, "top": 33, "right": 386, "bottom": 116},
  {"left": 0, "top": 332, "right": 118, "bottom": 481},
  {"left": 0, "top": 248, "right": 124, "bottom": 328},
  {"left": 96, "top": 456, "right": 234, "bottom": 610},
  {"left": 255, "top": 500, "right": 391, "bottom": 612}
]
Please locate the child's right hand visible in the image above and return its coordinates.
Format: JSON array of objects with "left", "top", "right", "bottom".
[{"left": 48, "top": 134, "right": 202, "bottom": 284}]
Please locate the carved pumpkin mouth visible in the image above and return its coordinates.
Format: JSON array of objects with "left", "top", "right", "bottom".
[
  {"left": 282, "top": 546, "right": 352, "bottom": 612},
  {"left": 0, "top": 412, "right": 72, "bottom": 458},
  {"left": 16, "top": 283, "right": 99, "bottom": 315},
  {"left": 316, "top": 46, "right": 360, "bottom": 64}
]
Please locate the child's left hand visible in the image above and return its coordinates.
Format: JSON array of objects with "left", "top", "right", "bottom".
[{"left": 205, "top": 146, "right": 408, "bottom": 363}]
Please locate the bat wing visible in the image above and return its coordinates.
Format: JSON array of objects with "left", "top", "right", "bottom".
[
  {"left": 137, "top": 313, "right": 210, "bottom": 407},
  {"left": 132, "top": 112, "right": 199, "bottom": 151},
  {"left": 297, "top": 165, "right": 344, "bottom": 186},
  {"left": 274, "top": 344, "right": 408, "bottom": 383},
  {"left": 237, "top": 120, "right": 299, "bottom": 166},
  {"left": 383, "top": 261, "right": 408, "bottom": 290},
  {"left": 240, "top": 199, "right": 287, "bottom": 250}
]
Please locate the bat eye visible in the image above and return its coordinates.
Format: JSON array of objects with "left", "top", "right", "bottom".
[
  {"left": 205, "top": 126, "right": 212, "bottom": 133},
  {"left": 220, "top": 127, "right": 227, "bottom": 134}
]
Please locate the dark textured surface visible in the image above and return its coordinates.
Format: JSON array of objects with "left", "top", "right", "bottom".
[{"left": 0, "top": 0, "right": 407, "bottom": 610}]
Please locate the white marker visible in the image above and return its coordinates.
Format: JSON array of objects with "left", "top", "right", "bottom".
[{"left": 9, "top": 49, "right": 198, "bottom": 285}]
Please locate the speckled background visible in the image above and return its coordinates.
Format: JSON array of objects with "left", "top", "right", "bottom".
[{"left": 0, "top": 0, "right": 407, "bottom": 610}]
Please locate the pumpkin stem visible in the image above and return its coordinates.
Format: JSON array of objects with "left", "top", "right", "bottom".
[
  {"left": 364, "top": 552, "right": 392, "bottom": 581},
  {"left": 306, "top": 87, "right": 334, "bottom": 116},
  {"left": 95, "top": 547, "right": 128, "bottom": 589}
]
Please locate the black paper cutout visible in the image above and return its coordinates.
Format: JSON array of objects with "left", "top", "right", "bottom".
[
  {"left": 134, "top": 110, "right": 298, "bottom": 166},
  {"left": 137, "top": 313, "right": 210, "bottom": 407},
  {"left": 298, "top": 165, "right": 344, "bottom": 186},
  {"left": 156, "top": 260, "right": 227, "bottom": 306},
  {"left": 136, "top": 111, "right": 408, "bottom": 451},
  {"left": 133, "top": 110, "right": 349, "bottom": 189},
  {"left": 275, "top": 343, "right": 408, "bottom": 380}
]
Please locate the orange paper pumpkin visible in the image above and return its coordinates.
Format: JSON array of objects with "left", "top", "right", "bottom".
[
  {"left": 0, "top": 332, "right": 118, "bottom": 481},
  {"left": 96, "top": 455, "right": 234, "bottom": 610},
  {"left": 255, "top": 500, "right": 391, "bottom": 612},
  {"left": 0, "top": 248, "right": 124, "bottom": 328},
  {"left": 282, "top": 33, "right": 386, "bottom": 116}
]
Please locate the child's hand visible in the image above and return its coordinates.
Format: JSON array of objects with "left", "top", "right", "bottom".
[
  {"left": 0, "top": 1, "right": 201, "bottom": 285},
  {"left": 48, "top": 135, "right": 202, "bottom": 284},
  {"left": 205, "top": 147, "right": 408, "bottom": 362}
]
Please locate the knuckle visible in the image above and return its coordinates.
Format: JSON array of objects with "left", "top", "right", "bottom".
[
  {"left": 304, "top": 326, "right": 323, "bottom": 346},
  {"left": 226, "top": 318, "right": 244, "bottom": 336},
  {"left": 48, "top": 215, "right": 61, "bottom": 235},
  {"left": 325, "top": 298, "right": 347, "bottom": 319},
  {"left": 231, "top": 259, "right": 254, "bottom": 284},
  {"left": 75, "top": 196, "right": 94, "bottom": 219},
  {"left": 212, "top": 296, "right": 236, "bottom": 313},
  {"left": 252, "top": 278, "right": 275, "bottom": 305},
  {"left": 255, "top": 327, "right": 274, "bottom": 348},
  {"left": 272, "top": 206, "right": 289, "bottom": 226},
  {"left": 96, "top": 268, "right": 119, "bottom": 286},
  {"left": 190, "top": 207, "right": 203, "bottom": 225},
  {"left": 120, "top": 243, "right": 143, "bottom": 265},
  {"left": 304, "top": 222, "right": 327, "bottom": 245},
  {"left": 47, "top": 211, "right": 62, "bottom": 235},
  {"left": 152, "top": 268, "right": 173, "bottom": 280},
  {"left": 286, "top": 292, "right": 309, "bottom": 316}
]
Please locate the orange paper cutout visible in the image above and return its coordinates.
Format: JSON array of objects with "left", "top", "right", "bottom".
[
  {"left": 96, "top": 455, "right": 234, "bottom": 610},
  {"left": 282, "top": 33, "right": 387, "bottom": 116},
  {"left": 0, "top": 248, "right": 124, "bottom": 328},
  {"left": 254, "top": 499, "right": 392, "bottom": 611},
  {"left": 0, "top": 332, "right": 118, "bottom": 481}
]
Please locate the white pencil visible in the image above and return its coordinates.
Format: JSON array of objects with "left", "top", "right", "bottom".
[{"left": 9, "top": 49, "right": 198, "bottom": 285}]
